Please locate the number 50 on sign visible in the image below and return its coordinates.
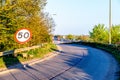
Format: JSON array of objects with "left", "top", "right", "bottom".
[{"left": 14, "top": 28, "right": 32, "bottom": 44}]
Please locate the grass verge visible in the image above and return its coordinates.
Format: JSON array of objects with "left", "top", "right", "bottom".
[{"left": 0, "top": 43, "right": 57, "bottom": 68}]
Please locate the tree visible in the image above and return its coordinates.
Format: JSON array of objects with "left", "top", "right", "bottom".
[
  {"left": 76, "top": 35, "right": 90, "bottom": 41},
  {"left": 0, "top": 0, "right": 18, "bottom": 50},
  {"left": 111, "top": 25, "right": 120, "bottom": 44},
  {"left": 66, "top": 34, "right": 74, "bottom": 40},
  {"left": 0, "top": 0, "right": 55, "bottom": 51},
  {"left": 89, "top": 24, "right": 108, "bottom": 43}
]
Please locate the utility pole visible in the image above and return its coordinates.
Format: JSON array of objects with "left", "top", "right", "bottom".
[{"left": 109, "top": 0, "right": 112, "bottom": 44}]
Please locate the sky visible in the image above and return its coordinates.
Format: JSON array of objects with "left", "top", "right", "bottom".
[{"left": 45, "top": 0, "right": 120, "bottom": 35}]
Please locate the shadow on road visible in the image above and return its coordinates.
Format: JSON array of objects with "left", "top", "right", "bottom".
[
  {"left": 49, "top": 44, "right": 92, "bottom": 80},
  {"left": 0, "top": 44, "right": 92, "bottom": 80},
  {"left": 2, "top": 49, "right": 24, "bottom": 70},
  {"left": 51, "top": 48, "right": 64, "bottom": 53},
  {"left": 51, "top": 48, "right": 60, "bottom": 52}
]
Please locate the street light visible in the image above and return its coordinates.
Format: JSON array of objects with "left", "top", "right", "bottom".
[{"left": 109, "top": 0, "right": 112, "bottom": 44}]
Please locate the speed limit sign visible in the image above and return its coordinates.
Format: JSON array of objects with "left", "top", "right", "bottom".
[{"left": 14, "top": 28, "right": 32, "bottom": 44}]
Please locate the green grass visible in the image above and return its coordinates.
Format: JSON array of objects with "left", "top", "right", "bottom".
[{"left": 0, "top": 43, "right": 57, "bottom": 68}]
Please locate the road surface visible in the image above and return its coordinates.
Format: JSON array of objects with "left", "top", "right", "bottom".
[{"left": 0, "top": 44, "right": 118, "bottom": 80}]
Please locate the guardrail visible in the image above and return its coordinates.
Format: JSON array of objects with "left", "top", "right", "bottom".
[
  {"left": 0, "top": 44, "right": 43, "bottom": 57},
  {"left": 0, "top": 50, "right": 14, "bottom": 56}
]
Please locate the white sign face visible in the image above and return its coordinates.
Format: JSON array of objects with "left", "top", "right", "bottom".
[{"left": 15, "top": 28, "right": 32, "bottom": 44}]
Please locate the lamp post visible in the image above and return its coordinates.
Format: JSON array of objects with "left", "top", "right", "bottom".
[{"left": 109, "top": 0, "right": 112, "bottom": 44}]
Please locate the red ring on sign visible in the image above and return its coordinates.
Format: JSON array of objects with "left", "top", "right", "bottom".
[{"left": 14, "top": 28, "right": 32, "bottom": 44}]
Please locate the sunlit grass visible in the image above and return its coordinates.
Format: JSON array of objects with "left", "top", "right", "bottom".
[{"left": 0, "top": 43, "right": 57, "bottom": 68}]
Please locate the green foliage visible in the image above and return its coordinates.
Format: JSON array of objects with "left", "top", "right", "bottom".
[
  {"left": 111, "top": 25, "right": 120, "bottom": 44},
  {"left": 0, "top": 43, "right": 57, "bottom": 68},
  {"left": 0, "top": 0, "right": 55, "bottom": 51},
  {"left": 76, "top": 35, "right": 90, "bottom": 41},
  {"left": 89, "top": 24, "right": 108, "bottom": 43},
  {"left": 66, "top": 34, "right": 74, "bottom": 40},
  {"left": 90, "top": 24, "right": 120, "bottom": 44}
]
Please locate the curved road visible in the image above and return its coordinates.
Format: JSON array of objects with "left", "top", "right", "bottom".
[{"left": 0, "top": 44, "right": 118, "bottom": 80}]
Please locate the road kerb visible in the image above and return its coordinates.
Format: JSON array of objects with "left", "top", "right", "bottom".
[{"left": 0, "top": 45, "right": 61, "bottom": 73}]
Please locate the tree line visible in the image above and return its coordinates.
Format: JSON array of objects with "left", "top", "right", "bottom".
[
  {"left": 56, "top": 24, "right": 120, "bottom": 45},
  {"left": 90, "top": 24, "right": 120, "bottom": 44},
  {"left": 0, "top": 0, "right": 55, "bottom": 51}
]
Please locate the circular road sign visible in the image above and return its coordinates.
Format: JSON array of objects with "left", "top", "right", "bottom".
[{"left": 14, "top": 28, "right": 32, "bottom": 44}]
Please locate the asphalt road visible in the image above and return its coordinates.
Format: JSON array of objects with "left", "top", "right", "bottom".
[{"left": 0, "top": 43, "right": 118, "bottom": 80}]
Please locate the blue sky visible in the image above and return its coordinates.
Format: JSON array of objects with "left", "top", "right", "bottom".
[{"left": 45, "top": 0, "right": 120, "bottom": 35}]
